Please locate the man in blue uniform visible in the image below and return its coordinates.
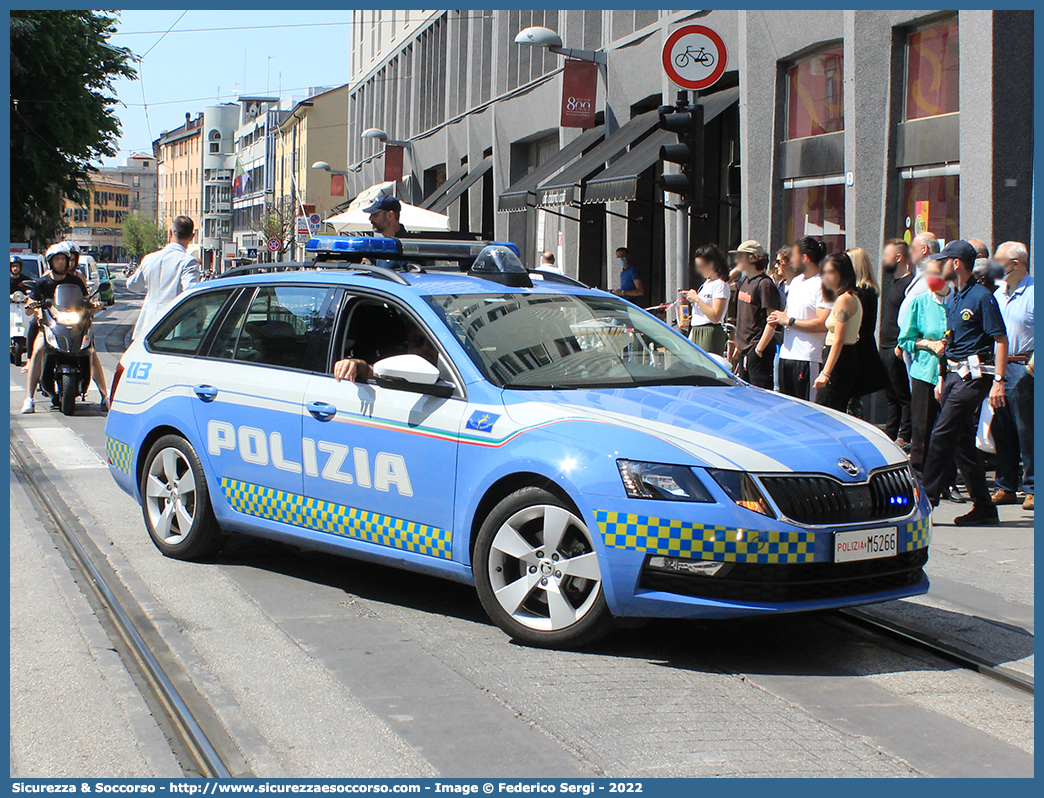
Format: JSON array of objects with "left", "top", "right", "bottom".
[{"left": 921, "top": 240, "right": 1009, "bottom": 525}]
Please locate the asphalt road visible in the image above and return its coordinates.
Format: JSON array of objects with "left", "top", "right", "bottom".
[{"left": 8, "top": 282, "right": 1034, "bottom": 778}]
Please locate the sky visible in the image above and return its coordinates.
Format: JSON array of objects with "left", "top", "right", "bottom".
[{"left": 100, "top": 9, "right": 357, "bottom": 167}]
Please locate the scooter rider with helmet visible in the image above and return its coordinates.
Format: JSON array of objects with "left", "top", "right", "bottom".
[
  {"left": 10, "top": 255, "right": 32, "bottom": 295},
  {"left": 20, "top": 241, "right": 109, "bottom": 414}
]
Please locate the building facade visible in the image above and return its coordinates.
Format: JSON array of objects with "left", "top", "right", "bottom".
[
  {"left": 63, "top": 176, "right": 131, "bottom": 261},
  {"left": 155, "top": 113, "right": 204, "bottom": 237},
  {"left": 200, "top": 103, "right": 239, "bottom": 271},
  {"left": 230, "top": 97, "right": 287, "bottom": 258},
  {"left": 273, "top": 85, "right": 352, "bottom": 261},
  {"left": 98, "top": 153, "right": 159, "bottom": 223},
  {"left": 340, "top": 9, "right": 1032, "bottom": 309}
]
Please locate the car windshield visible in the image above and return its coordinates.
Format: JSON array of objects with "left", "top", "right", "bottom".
[{"left": 425, "top": 292, "right": 735, "bottom": 390}]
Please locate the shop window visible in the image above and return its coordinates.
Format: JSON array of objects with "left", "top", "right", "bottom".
[
  {"left": 783, "top": 179, "right": 847, "bottom": 253},
  {"left": 899, "top": 170, "right": 959, "bottom": 245},
  {"left": 787, "top": 46, "right": 844, "bottom": 139},
  {"left": 905, "top": 18, "right": 959, "bottom": 121}
]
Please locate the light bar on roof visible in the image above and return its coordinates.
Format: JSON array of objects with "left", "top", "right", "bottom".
[{"left": 305, "top": 236, "right": 401, "bottom": 255}]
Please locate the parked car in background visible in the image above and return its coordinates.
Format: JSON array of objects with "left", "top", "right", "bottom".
[{"left": 97, "top": 264, "right": 115, "bottom": 305}]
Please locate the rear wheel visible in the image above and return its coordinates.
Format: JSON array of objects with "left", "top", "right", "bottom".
[
  {"left": 474, "top": 487, "right": 614, "bottom": 648},
  {"left": 60, "top": 373, "right": 76, "bottom": 416},
  {"left": 140, "top": 435, "right": 225, "bottom": 561}
]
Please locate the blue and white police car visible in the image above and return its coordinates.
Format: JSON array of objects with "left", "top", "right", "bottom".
[{"left": 104, "top": 236, "right": 930, "bottom": 648}]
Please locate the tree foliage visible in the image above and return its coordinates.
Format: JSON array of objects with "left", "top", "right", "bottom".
[
  {"left": 122, "top": 213, "right": 166, "bottom": 260},
  {"left": 261, "top": 197, "right": 298, "bottom": 259},
  {"left": 10, "top": 10, "right": 136, "bottom": 247}
]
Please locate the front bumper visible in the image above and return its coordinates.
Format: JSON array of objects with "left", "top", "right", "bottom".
[{"left": 580, "top": 493, "right": 932, "bottom": 619}]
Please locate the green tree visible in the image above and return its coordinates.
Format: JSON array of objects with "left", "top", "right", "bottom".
[
  {"left": 121, "top": 212, "right": 166, "bottom": 260},
  {"left": 10, "top": 10, "right": 136, "bottom": 248}
]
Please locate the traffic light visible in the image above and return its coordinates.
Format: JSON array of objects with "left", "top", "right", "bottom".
[{"left": 658, "top": 95, "right": 704, "bottom": 206}]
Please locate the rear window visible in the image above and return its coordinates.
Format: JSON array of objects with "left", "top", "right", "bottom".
[{"left": 147, "top": 289, "right": 235, "bottom": 356}]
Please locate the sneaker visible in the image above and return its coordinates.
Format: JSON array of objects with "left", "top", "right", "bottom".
[
  {"left": 954, "top": 505, "right": 1000, "bottom": 526},
  {"left": 1023, "top": 494, "right": 1034, "bottom": 511},
  {"left": 895, "top": 437, "right": 910, "bottom": 450},
  {"left": 99, "top": 395, "right": 109, "bottom": 413},
  {"left": 19, "top": 397, "right": 34, "bottom": 414},
  {"left": 991, "top": 489, "right": 1019, "bottom": 505}
]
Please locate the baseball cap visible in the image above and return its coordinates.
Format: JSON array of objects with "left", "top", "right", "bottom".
[
  {"left": 362, "top": 194, "right": 401, "bottom": 214},
  {"left": 929, "top": 239, "right": 977, "bottom": 264},
  {"left": 729, "top": 239, "right": 767, "bottom": 259}
]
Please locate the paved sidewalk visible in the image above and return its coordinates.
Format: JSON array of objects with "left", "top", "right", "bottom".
[
  {"left": 862, "top": 497, "right": 1034, "bottom": 683},
  {"left": 8, "top": 460, "right": 181, "bottom": 778}
]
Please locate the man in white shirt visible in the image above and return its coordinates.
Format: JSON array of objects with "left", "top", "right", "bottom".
[
  {"left": 767, "top": 236, "right": 832, "bottom": 401},
  {"left": 537, "top": 251, "right": 563, "bottom": 275},
  {"left": 126, "top": 216, "right": 200, "bottom": 340}
]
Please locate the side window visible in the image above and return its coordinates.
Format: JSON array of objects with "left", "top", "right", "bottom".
[
  {"left": 209, "top": 284, "right": 340, "bottom": 371},
  {"left": 147, "top": 290, "right": 234, "bottom": 356},
  {"left": 339, "top": 297, "right": 440, "bottom": 373}
]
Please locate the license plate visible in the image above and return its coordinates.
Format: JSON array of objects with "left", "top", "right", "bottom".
[{"left": 834, "top": 528, "right": 898, "bottom": 563}]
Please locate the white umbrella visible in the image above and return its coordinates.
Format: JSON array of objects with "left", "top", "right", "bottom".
[{"left": 324, "top": 181, "right": 451, "bottom": 233}]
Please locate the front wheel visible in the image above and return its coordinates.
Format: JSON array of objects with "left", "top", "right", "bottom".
[
  {"left": 140, "top": 434, "right": 225, "bottom": 561},
  {"left": 474, "top": 487, "right": 615, "bottom": 648},
  {"left": 60, "top": 373, "right": 76, "bottom": 416}
]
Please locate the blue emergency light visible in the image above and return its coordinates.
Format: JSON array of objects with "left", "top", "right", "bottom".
[{"left": 305, "top": 236, "right": 402, "bottom": 255}]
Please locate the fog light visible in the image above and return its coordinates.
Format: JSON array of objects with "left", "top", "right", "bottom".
[{"left": 648, "top": 556, "right": 726, "bottom": 576}]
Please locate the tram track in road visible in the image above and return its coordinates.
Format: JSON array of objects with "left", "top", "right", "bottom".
[
  {"left": 831, "top": 608, "right": 1034, "bottom": 695},
  {"left": 10, "top": 436, "right": 250, "bottom": 780}
]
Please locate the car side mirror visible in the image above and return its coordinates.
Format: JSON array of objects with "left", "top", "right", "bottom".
[
  {"left": 708, "top": 353, "right": 732, "bottom": 372},
  {"left": 373, "top": 354, "right": 453, "bottom": 398}
]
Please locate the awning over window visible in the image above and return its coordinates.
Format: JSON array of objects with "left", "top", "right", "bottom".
[
  {"left": 582, "top": 86, "right": 740, "bottom": 205},
  {"left": 429, "top": 157, "right": 492, "bottom": 214},
  {"left": 497, "top": 125, "right": 605, "bottom": 213},
  {"left": 419, "top": 162, "right": 470, "bottom": 210},
  {"left": 534, "top": 111, "right": 659, "bottom": 207}
]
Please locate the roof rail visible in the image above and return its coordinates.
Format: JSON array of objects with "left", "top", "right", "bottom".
[{"left": 214, "top": 261, "right": 410, "bottom": 285}]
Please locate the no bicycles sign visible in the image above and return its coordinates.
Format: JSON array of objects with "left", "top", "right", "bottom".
[{"left": 662, "top": 25, "right": 727, "bottom": 91}]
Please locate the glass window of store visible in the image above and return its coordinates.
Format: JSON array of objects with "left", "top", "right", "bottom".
[
  {"left": 783, "top": 46, "right": 846, "bottom": 251},
  {"left": 898, "top": 17, "right": 959, "bottom": 245}
]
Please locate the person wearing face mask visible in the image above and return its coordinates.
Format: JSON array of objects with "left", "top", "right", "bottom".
[
  {"left": 610, "top": 247, "right": 644, "bottom": 304},
  {"left": 878, "top": 238, "right": 915, "bottom": 447},
  {"left": 897, "top": 258, "right": 953, "bottom": 478},
  {"left": 766, "top": 236, "right": 832, "bottom": 400},
  {"left": 682, "top": 244, "right": 731, "bottom": 357},
  {"left": 920, "top": 240, "right": 1009, "bottom": 526},
  {"left": 989, "top": 241, "right": 1034, "bottom": 511}
]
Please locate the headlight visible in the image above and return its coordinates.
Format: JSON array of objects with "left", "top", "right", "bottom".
[
  {"left": 55, "top": 310, "right": 82, "bottom": 326},
  {"left": 707, "top": 469, "right": 775, "bottom": 518},
  {"left": 617, "top": 460, "right": 714, "bottom": 502}
]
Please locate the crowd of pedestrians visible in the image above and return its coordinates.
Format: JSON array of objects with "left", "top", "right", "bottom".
[{"left": 670, "top": 231, "right": 1033, "bottom": 525}]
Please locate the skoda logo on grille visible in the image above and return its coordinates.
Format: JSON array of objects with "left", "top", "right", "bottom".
[{"left": 838, "top": 458, "right": 860, "bottom": 477}]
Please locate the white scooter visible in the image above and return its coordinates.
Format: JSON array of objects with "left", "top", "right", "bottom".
[{"left": 10, "top": 290, "right": 29, "bottom": 366}]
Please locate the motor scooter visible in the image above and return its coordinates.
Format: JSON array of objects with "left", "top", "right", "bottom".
[
  {"left": 10, "top": 290, "right": 29, "bottom": 366},
  {"left": 25, "top": 279, "right": 110, "bottom": 416}
]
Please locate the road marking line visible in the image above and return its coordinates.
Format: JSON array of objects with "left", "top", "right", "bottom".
[
  {"left": 11, "top": 384, "right": 24, "bottom": 392},
  {"left": 23, "top": 426, "right": 108, "bottom": 470}
]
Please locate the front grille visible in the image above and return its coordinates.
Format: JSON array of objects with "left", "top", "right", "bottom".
[
  {"left": 760, "top": 466, "right": 915, "bottom": 526},
  {"left": 640, "top": 547, "right": 928, "bottom": 604}
]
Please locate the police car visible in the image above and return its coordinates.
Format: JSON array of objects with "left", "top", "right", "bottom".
[{"left": 104, "top": 236, "right": 930, "bottom": 648}]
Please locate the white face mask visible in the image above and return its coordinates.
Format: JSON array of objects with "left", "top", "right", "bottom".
[{"left": 616, "top": 257, "right": 626, "bottom": 267}]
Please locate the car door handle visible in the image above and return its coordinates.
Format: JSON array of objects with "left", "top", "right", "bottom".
[
  {"left": 193, "top": 384, "right": 218, "bottom": 402},
  {"left": 307, "top": 401, "right": 337, "bottom": 421}
]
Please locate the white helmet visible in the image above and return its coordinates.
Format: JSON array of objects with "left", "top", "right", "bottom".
[{"left": 44, "top": 241, "right": 75, "bottom": 270}]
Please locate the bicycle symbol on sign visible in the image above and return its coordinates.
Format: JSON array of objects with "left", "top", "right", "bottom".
[{"left": 674, "top": 45, "right": 715, "bottom": 69}]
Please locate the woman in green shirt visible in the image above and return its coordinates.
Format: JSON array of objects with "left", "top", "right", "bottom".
[{"left": 897, "top": 259, "right": 952, "bottom": 476}]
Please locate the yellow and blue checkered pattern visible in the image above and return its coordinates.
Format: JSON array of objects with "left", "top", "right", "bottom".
[
  {"left": 106, "top": 436, "right": 133, "bottom": 474},
  {"left": 901, "top": 517, "right": 931, "bottom": 551},
  {"left": 220, "top": 478, "right": 452, "bottom": 559},
  {"left": 594, "top": 510, "right": 815, "bottom": 564}
]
